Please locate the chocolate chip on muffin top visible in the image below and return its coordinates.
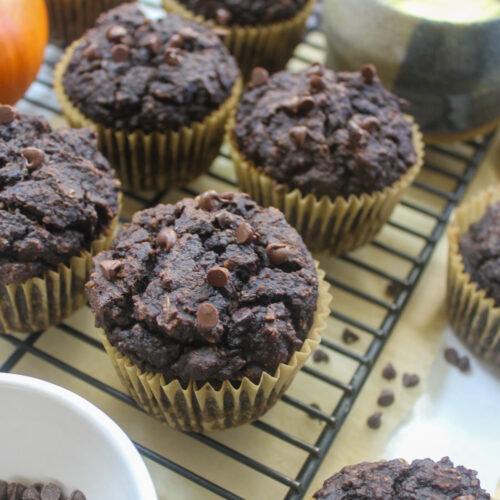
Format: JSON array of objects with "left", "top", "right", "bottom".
[
  {"left": 62, "top": 4, "right": 239, "bottom": 132},
  {"left": 87, "top": 191, "right": 318, "bottom": 385},
  {"left": 234, "top": 64, "right": 417, "bottom": 199},
  {"left": 0, "top": 107, "right": 120, "bottom": 284}
]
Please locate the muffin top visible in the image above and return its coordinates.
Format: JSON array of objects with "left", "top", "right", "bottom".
[
  {"left": 0, "top": 107, "right": 120, "bottom": 284},
  {"left": 62, "top": 4, "right": 239, "bottom": 132},
  {"left": 459, "top": 200, "right": 500, "bottom": 306},
  {"left": 0, "top": 480, "right": 86, "bottom": 500},
  {"left": 234, "top": 64, "right": 417, "bottom": 199},
  {"left": 314, "top": 457, "right": 490, "bottom": 500},
  {"left": 176, "top": 0, "right": 309, "bottom": 26},
  {"left": 87, "top": 191, "right": 318, "bottom": 385}
]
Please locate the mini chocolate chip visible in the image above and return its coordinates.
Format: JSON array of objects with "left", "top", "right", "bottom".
[
  {"left": 281, "top": 95, "right": 300, "bottom": 113},
  {"left": 0, "top": 105, "right": 15, "bottom": 124},
  {"left": 233, "top": 307, "right": 254, "bottom": 325},
  {"left": 111, "top": 43, "right": 129, "bottom": 63},
  {"left": 308, "top": 402, "right": 322, "bottom": 419},
  {"left": 213, "top": 27, "right": 230, "bottom": 42},
  {"left": 41, "top": 483, "right": 61, "bottom": 500},
  {"left": 236, "top": 221, "right": 257, "bottom": 244},
  {"left": 444, "top": 347, "right": 459, "bottom": 366},
  {"left": 157, "top": 227, "right": 176, "bottom": 251},
  {"left": 377, "top": 389, "right": 395, "bottom": 407},
  {"left": 99, "top": 259, "right": 122, "bottom": 281},
  {"left": 458, "top": 356, "right": 470, "bottom": 372},
  {"left": 313, "top": 349, "right": 329, "bottom": 363},
  {"left": 23, "top": 486, "right": 41, "bottom": 500},
  {"left": 216, "top": 7, "right": 231, "bottom": 25},
  {"left": 216, "top": 211, "right": 234, "bottom": 228},
  {"left": 342, "top": 328, "right": 359, "bottom": 344},
  {"left": 382, "top": 362, "right": 396, "bottom": 380},
  {"left": 361, "top": 63, "right": 376, "bottom": 84},
  {"left": 164, "top": 48, "right": 183, "bottom": 66},
  {"left": 106, "top": 24, "right": 127, "bottom": 42},
  {"left": 289, "top": 125, "right": 309, "bottom": 147},
  {"left": 266, "top": 243, "right": 290, "bottom": 265},
  {"left": 0, "top": 480, "right": 7, "bottom": 498},
  {"left": 68, "top": 492, "right": 86, "bottom": 500},
  {"left": 309, "top": 74, "right": 325, "bottom": 93},
  {"left": 298, "top": 95, "right": 315, "bottom": 113},
  {"left": 207, "top": 266, "right": 229, "bottom": 287},
  {"left": 168, "top": 33, "right": 184, "bottom": 48},
  {"left": 307, "top": 62, "right": 324, "bottom": 76},
  {"left": 386, "top": 280, "right": 404, "bottom": 298},
  {"left": 179, "top": 26, "right": 197, "bottom": 40},
  {"left": 250, "top": 67, "right": 269, "bottom": 86},
  {"left": 402, "top": 373, "right": 420, "bottom": 388},
  {"left": 367, "top": 411, "right": 382, "bottom": 429},
  {"left": 347, "top": 120, "right": 365, "bottom": 145},
  {"left": 83, "top": 43, "right": 102, "bottom": 60},
  {"left": 22, "top": 147, "right": 45, "bottom": 169},
  {"left": 360, "top": 116, "right": 380, "bottom": 132},
  {"left": 8, "top": 483, "right": 26, "bottom": 498},
  {"left": 196, "top": 190, "right": 218, "bottom": 210},
  {"left": 142, "top": 33, "right": 162, "bottom": 53},
  {"left": 197, "top": 302, "right": 219, "bottom": 330}
]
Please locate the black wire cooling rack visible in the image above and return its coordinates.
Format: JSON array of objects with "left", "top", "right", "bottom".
[{"left": 1, "top": 1, "right": 497, "bottom": 499}]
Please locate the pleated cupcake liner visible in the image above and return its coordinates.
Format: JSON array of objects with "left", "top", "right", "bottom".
[
  {"left": 54, "top": 40, "right": 242, "bottom": 192},
  {"left": 162, "top": 0, "right": 316, "bottom": 80},
  {"left": 100, "top": 262, "right": 332, "bottom": 432},
  {"left": 227, "top": 115, "right": 424, "bottom": 256},
  {"left": 447, "top": 186, "right": 500, "bottom": 366}
]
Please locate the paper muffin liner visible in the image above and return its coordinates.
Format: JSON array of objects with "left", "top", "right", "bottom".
[
  {"left": 227, "top": 115, "right": 425, "bottom": 255},
  {"left": 99, "top": 262, "right": 331, "bottom": 432},
  {"left": 447, "top": 186, "right": 500, "bottom": 366},
  {"left": 54, "top": 40, "right": 243, "bottom": 192},
  {"left": 162, "top": 0, "right": 316, "bottom": 80},
  {"left": 46, "top": 0, "right": 134, "bottom": 47},
  {"left": 0, "top": 207, "right": 119, "bottom": 335}
]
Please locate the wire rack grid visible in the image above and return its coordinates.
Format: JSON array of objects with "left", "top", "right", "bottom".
[{"left": 1, "top": 0, "right": 497, "bottom": 499}]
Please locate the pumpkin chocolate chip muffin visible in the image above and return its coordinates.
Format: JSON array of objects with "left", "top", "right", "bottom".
[{"left": 87, "top": 191, "right": 331, "bottom": 431}]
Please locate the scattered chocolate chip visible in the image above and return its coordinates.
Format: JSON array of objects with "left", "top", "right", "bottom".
[
  {"left": 289, "top": 125, "right": 309, "bottom": 147},
  {"left": 281, "top": 95, "right": 300, "bottom": 113},
  {"left": 382, "top": 362, "right": 397, "bottom": 380},
  {"left": 377, "top": 389, "right": 395, "bottom": 407},
  {"left": 111, "top": 43, "right": 129, "bottom": 63},
  {"left": 309, "top": 74, "right": 325, "bottom": 93},
  {"left": 83, "top": 43, "right": 102, "bottom": 60},
  {"left": 250, "top": 67, "right": 269, "bottom": 86},
  {"left": 179, "top": 26, "right": 197, "bottom": 40},
  {"left": 164, "top": 48, "right": 183, "bottom": 66},
  {"left": 347, "top": 120, "right": 365, "bottom": 146},
  {"left": 402, "top": 373, "right": 420, "bottom": 388},
  {"left": 157, "top": 227, "right": 177, "bottom": 251},
  {"left": 213, "top": 27, "right": 230, "bottom": 42},
  {"left": 142, "top": 33, "right": 161, "bottom": 53},
  {"left": 360, "top": 116, "right": 380, "bottom": 132},
  {"left": 298, "top": 95, "right": 315, "bottom": 113},
  {"left": 307, "top": 62, "right": 325, "bottom": 76},
  {"left": 22, "top": 147, "right": 45, "bottom": 169},
  {"left": 342, "top": 328, "right": 359, "bottom": 345},
  {"left": 106, "top": 24, "right": 127, "bottom": 42},
  {"left": 361, "top": 64, "right": 376, "bottom": 84},
  {"left": 68, "top": 492, "right": 86, "bottom": 500},
  {"left": 313, "top": 349, "right": 329, "bottom": 363},
  {"left": 8, "top": 483, "right": 26, "bottom": 498},
  {"left": 99, "top": 259, "right": 122, "bottom": 281},
  {"left": 216, "top": 7, "right": 231, "bottom": 25},
  {"left": 444, "top": 347, "right": 459, "bottom": 366},
  {"left": 236, "top": 221, "right": 257, "bottom": 244},
  {"left": 266, "top": 243, "right": 290, "bottom": 265},
  {"left": 23, "top": 486, "right": 41, "bottom": 500},
  {"left": 386, "top": 281, "right": 404, "bottom": 298},
  {"left": 197, "top": 302, "right": 219, "bottom": 330},
  {"left": 216, "top": 211, "right": 234, "bottom": 228},
  {"left": 308, "top": 402, "right": 322, "bottom": 419},
  {"left": 207, "top": 266, "right": 229, "bottom": 287},
  {"left": 168, "top": 33, "right": 184, "bottom": 49},
  {"left": 41, "top": 483, "right": 61, "bottom": 500},
  {"left": 196, "top": 190, "right": 218, "bottom": 210},
  {"left": 458, "top": 356, "right": 470, "bottom": 372},
  {"left": 0, "top": 481, "right": 7, "bottom": 498},
  {"left": 367, "top": 411, "right": 382, "bottom": 429},
  {"left": 233, "top": 307, "right": 254, "bottom": 325},
  {"left": 0, "top": 105, "right": 15, "bottom": 124}
]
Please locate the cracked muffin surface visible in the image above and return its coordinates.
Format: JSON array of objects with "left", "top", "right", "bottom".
[
  {"left": 62, "top": 4, "right": 239, "bottom": 132},
  {"left": 87, "top": 191, "right": 318, "bottom": 385},
  {"left": 0, "top": 108, "right": 120, "bottom": 284},
  {"left": 234, "top": 64, "right": 417, "bottom": 199}
]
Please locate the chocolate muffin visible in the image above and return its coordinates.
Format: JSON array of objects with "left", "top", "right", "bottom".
[
  {"left": 0, "top": 480, "right": 85, "bottom": 500},
  {"left": 0, "top": 106, "right": 120, "bottom": 333},
  {"left": 228, "top": 63, "right": 423, "bottom": 255},
  {"left": 88, "top": 191, "right": 331, "bottom": 431},
  {"left": 54, "top": 4, "right": 241, "bottom": 191},
  {"left": 314, "top": 457, "right": 490, "bottom": 499}
]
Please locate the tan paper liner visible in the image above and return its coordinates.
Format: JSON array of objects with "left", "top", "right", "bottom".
[
  {"left": 54, "top": 41, "right": 243, "bottom": 192},
  {"left": 99, "top": 262, "right": 332, "bottom": 432},
  {"left": 0, "top": 198, "right": 120, "bottom": 335},
  {"left": 162, "top": 0, "right": 316, "bottom": 80},
  {"left": 227, "top": 115, "right": 425, "bottom": 255},
  {"left": 46, "top": 0, "right": 135, "bottom": 47},
  {"left": 447, "top": 186, "right": 500, "bottom": 366}
]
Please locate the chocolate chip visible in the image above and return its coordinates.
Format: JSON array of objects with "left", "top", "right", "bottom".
[
  {"left": 367, "top": 411, "right": 382, "bottom": 429},
  {"left": 402, "top": 373, "right": 420, "bottom": 388},
  {"left": 111, "top": 43, "right": 129, "bottom": 63},
  {"left": 377, "top": 389, "right": 395, "bottom": 407},
  {"left": 308, "top": 402, "right": 322, "bottom": 419},
  {"left": 236, "top": 221, "right": 257, "bottom": 244},
  {"left": 281, "top": 96, "right": 300, "bottom": 114},
  {"left": 289, "top": 125, "right": 309, "bottom": 147},
  {"left": 216, "top": 7, "right": 231, "bottom": 25},
  {"left": 83, "top": 43, "right": 102, "bottom": 60},
  {"left": 342, "top": 328, "right": 359, "bottom": 345},
  {"left": 307, "top": 62, "right": 324, "bottom": 76},
  {"left": 444, "top": 347, "right": 459, "bottom": 366},
  {"left": 309, "top": 74, "right": 325, "bottom": 93},
  {"left": 313, "top": 349, "right": 329, "bottom": 363},
  {"left": 233, "top": 307, "right": 254, "bottom": 325},
  {"left": 0, "top": 105, "right": 15, "bottom": 124},
  {"left": 458, "top": 356, "right": 470, "bottom": 372},
  {"left": 8, "top": 483, "right": 26, "bottom": 498},
  {"left": 382, "top": 362, "right": 396, "bottom": 380},
  {"left": 0, "top": 481, "right": 7, "bottom": 499},
  {"left": 207, "top": 266, "right": 229, "bottom": 287},
  {"left": 360, "top": 116, "right": 380, "bottom": 132},
  {"left": 386, "top": 281, "right": 404, "bottom": 298},
  {"left": 197, "top": 302, "right": 219, "bottom": 330},
  {"left": 196, "top": 190, "right": 218, "bottom": 210},
  {"left": 41, "top": 483, "right": 61, "bottom": 500},
  {"left": 99, "top": 259, "right": 122, "bottom": 281},
  {"left": 68, "top": 492, "right": 86, "bottom": 500},
  {"left": 298, "top": 95, "right": 315, "bottom": 113},
  {"left": 168, "top": 33, "right": 184, "bottom": 49},
  {"left": 216, "top": 211, "right": 234, "bottom": 229},
  {"left": 361, "top": 64, "right": 376, "bottom": 84},
  {"left": 164, "top": 48, "right": 183, "bottom": 66},
  {"left": 250, "top": 67, "right": 269, "bottom": 86},
  {"left": 266, "top": 243, "right": 290, "bottom": 265},
  {"left": 142, "top": 33, "right": 161, "bottom": 53},
  {"left": 179, "top": 26, "right": 198, "bottom": 40},
  {"left": 22, "top": 147, "right": 45, "bottom": 169},
  {"left": 399, "top": 97, "right": 411, "bottom": 112},
  {"left": 23, "top": 486, "right": 41, "bottom": 500},
  {"left": 157, "top": 227, "right": 176, "bottom": 251},
  {"left": 106, "top": 24, "right": 127, "bottom": 42}
]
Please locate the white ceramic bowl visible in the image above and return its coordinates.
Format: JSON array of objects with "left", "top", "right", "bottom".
[{"left": 0, "top": 373, "right": 157, "bottom": 500}]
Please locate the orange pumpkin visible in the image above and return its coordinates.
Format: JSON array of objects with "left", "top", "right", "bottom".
[{"left": 0, "top": 0, "right": 48, "bottom": 105}]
